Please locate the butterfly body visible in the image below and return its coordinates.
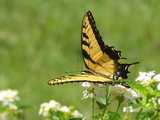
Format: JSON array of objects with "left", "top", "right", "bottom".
[{"left": 48, "top": 10, "right": 139, "bottom": 85}]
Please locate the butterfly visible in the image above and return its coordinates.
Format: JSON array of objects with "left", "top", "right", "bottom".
[{"left": 48, "top": 10, "right": 139, "bottom": 85}]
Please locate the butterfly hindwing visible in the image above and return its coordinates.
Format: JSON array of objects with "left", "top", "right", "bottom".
[{"left": 48, "top": 72, "right": 113, "bottom": 85}]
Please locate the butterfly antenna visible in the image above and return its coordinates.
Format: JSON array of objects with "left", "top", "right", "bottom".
[
  {"left": 129, "top": 62, "right": 140, "bottom": 66},
  {"left": 124, "top": 62, "right": 139, "bottom": 73},
  {"left": 121, "top": 57, "right": 127, "bottom": 59}
]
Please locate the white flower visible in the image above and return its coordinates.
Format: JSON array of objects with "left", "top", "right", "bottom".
[
  {"left": 124, "top": 88, "right": 140, "bottom": 100},
  {"left": 39, "top": 100, "right": 84, "bottom": 119},
  {"left": 39, "top": 100, "right": 61, "bottom": 117},
  {"left": 48, "top": 100, "right": 61, "bottom": 110},
  {"left": 136, "top": 71, "right": 155, "bottom": 80},
  {"left": 113, "top": 84, "right": 127, "bottom": 89},
  {"left": 81, "top": 82, "right": 94, "bottom": 100},
  {"left": 157, "top": 83, "right": 160, "bottom": 91},
  {"left": 111, "top": 85, "right": 140, "bottom": 100},
  {"left": 153, "top": 74, "right": 160, "bottom": 82},
  {"left": 81, "top": 82, "right": 91, "bottom": 88},
  {"left": 157, "top": 98, "right": 160, "bottom": 105},
  {"left": 147, "top": 71, "right": 156, "bottom": 77},
  {"left": 39, "top": 102, "right": 50, "bottom": 117},
  {"left": 8, "top": 104, "right": 18, "bottom": 110},
  {"left": 136, "top": 71, "right": 156, "bottom": 85},
  {"left": 112, "top": 84, "right": 128, "bottom": 94},
  {"left": 72, "top": 110, "right": 83, "bottom": 118},
  {"left": 82, "top": 89, "right": 94, "bottom": 100},
  {"left": 123, "top": 106, "right": 134, "bottom": 112},
  {"left": 0, "top": 89, "right": 20, "bottom": 106},
  {"left": 59, "top": 106, "right": 70, "bottom": 113}
]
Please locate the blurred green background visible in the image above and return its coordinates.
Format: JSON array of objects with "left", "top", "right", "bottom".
[{"left": 0, "top": 0, "right": 160, "bottom": 119}]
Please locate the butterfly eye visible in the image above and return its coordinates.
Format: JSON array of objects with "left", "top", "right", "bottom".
[{"left": 116, "top": 71, "right": 121, "bottom": 76}]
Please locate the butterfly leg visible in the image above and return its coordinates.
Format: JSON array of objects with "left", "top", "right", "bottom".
[{"left": 113, "top": 75, "right": 119, "bottom": 80}]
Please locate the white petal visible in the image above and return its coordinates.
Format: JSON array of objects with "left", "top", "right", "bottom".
[
  {"left": 135, "top": 71, "right": 155, "bottom": 85},
  {"left": 136, "top": 72, "right": 150, "bottom": 81},
  {"left": 157, "top": 98, "right": 160, "bottom": 105},
  {"left": 111, "top": 84, "right": 128, "bottom": 94},
  {"left": 59, "top": 106, "right": 70, "bottom": 113},
  {"left": 82, "top": 90, "right": 89, "bottom": 99},
  {"left": 9, "top": 104, "right": 18, "bottom": 110},
  {"left": 147, "top": 71, "right": 156, "bottom": 77},
  {"left": 123, "top": 106, "right": 134, "bottom": 112},
  {"left": 0, "top": 89, "right": 20, "bottom": 106},
  {"left": 39, "top": 100, "right": 61, "bottom": 117},
  {"left": 81, "top": 82, "right": 91, "bottom": 88},
  {"left": 157, "top": 83, "right": 160, "bottom": 91},
  {"left": 124, "top": 88, "right": 140, "bottom": 100},
  {"left": 82, "top": 90, "right": 93, "bottom": 99},
  {"left": 72, "top": 110, "right": 83, "bottom": 118},
  {"left": 153, "top": 74, "right": 160, "bottom": 82},
  {"left": 48, "top": 100, "right": 61, "bottom": 110}
]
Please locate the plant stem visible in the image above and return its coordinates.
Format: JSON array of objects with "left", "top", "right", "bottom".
[
  {"left": 105, "top": 85, "right": 110, "bottom": 109},
  {"left": 136, "top": 108, "right": 143, "bottom": 119},
  {"left": 92, "top": 87, "right": 95, "bottom": 120},
  {"left": 116, "top": 99, "right": 121, "bottom": 112}
]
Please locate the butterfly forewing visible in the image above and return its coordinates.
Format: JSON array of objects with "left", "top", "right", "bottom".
[{"left": 81, "top": 11, "right": 117, "bottom": 77}]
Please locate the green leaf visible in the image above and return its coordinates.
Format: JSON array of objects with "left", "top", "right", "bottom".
[
  {"left": 96, "top": 97, "right": 106, "bottom": 110},
  {"left": 127, "top": 81, "right": 149, "bottom": 96},
  {"left": 107, "top": 112, "right": 122, "bottom": 120},
  {"left": 136, "top": 110, "right": 154, "bottom": 120},
  {"left": 69, "top": 118, "right": 83, "bottom": 120}
]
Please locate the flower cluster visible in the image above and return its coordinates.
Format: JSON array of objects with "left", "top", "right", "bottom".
[
  {"left": 0, "top": 89, "right": 20, "bottom": 110},
  {"left": 81, "top": 82, "right": 95, "bottom": 100},
  {"left": 39, "top": 100, "right": 83, "bottom": 119},
  {"left": 136, "top": 71, "right": 160, "bottom": 86},
  {"left": 121, "top": 71, "right": 160, "bottom": 119},
  {"left": 112, "top": 84, "right": 140, "bottom": 100},
  {"left": 0, "top": 89, "right": 24, "bottom": 120}
]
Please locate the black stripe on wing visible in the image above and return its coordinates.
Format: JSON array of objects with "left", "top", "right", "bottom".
[
  {"left": 86, "top": 11, "right": 106, "bottom": 52},
  {"left": 82, "top": 49, "right": 96, "bottom": 64},
  {"left": 82, "top": 32, "right": 89, "bottom": 39},
  {"left": 104, "top": 46, "right": 121, "bottom": 60},
  {"left": 87, "top": 11, "right": 122, "bottom": 60},
  {"left": 82, "top": 40, "right": 90, "bottom": 47}
]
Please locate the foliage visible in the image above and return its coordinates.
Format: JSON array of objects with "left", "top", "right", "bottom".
[
  {"left": 1, "top": 71, "right": 160, "bottom": 120},
  {"left": 87, "top": 71, "right": 160, "bottom": 120},
  {"left": 0, "top": 89, "right": 25, "bottom": 120}
]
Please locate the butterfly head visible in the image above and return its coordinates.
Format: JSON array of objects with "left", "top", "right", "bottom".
[{"left": 116, "top": 62, "right": 139, "bottom": 79}]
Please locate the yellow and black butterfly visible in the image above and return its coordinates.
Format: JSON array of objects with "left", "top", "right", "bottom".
[{"left": 48, "top": 11, "right": 139, "bottom": 85}]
